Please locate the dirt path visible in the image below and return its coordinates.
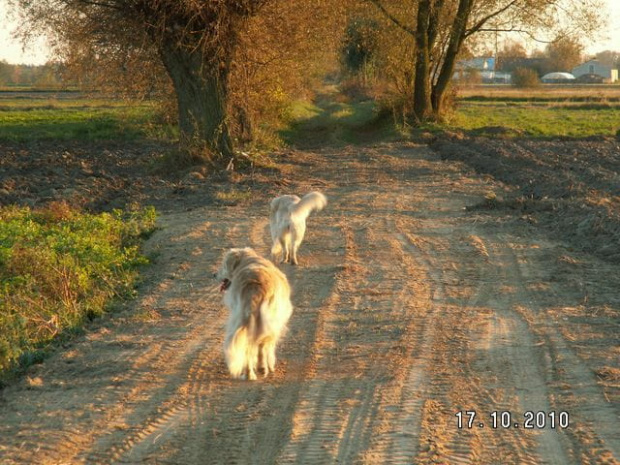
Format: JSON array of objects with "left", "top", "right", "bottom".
[{"left": 1, "top": 144, "right": 618, "bottom": 464}]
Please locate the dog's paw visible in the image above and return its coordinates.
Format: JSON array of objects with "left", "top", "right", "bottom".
[{"left": 248, "top": 371, "right": 257, "bottom": 381}]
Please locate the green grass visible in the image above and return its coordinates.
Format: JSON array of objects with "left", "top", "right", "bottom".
[
  {"left": 450, "top": 100, "right": 620, "bottom": 137},
  {"left": 0, "top": 202, "right": 156, "bottom": 380},
  {"left": 215, "top": 187, "right": 254, "bottom": 205},
  {"left": 0, "top": 94, "right": 168, "bottom": 142},
  {"left": 450, "top": 86, "right": 620, "bottom": 138},
  {"left": 281, "top": 93, "right": 397, "bottom": 147}
]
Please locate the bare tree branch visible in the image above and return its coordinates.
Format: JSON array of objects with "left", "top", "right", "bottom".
[
  {"left": 366, "top": 0, "right": 415, "bottom": 36},
  {"left": 465, "top": 0, "right": 519, "bottom": 38},
  {"left": 474, "top": 28, "right": 555, "bottom": 44}
]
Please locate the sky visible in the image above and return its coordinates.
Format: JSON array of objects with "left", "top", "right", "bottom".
[{"left": 1, "top": 0, "right": 620, "bottom": 65}]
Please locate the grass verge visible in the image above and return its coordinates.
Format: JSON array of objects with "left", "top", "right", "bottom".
[{"left": 0, "top": 202, "right": 156, "bottom": 382}]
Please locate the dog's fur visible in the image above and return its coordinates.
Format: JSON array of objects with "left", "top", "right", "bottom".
[
  {"left": 270, "top": 191, "right": 327, "bottom": 265},
  {"left": 216, "top": 247, "right": 293, "bottom": 380}
]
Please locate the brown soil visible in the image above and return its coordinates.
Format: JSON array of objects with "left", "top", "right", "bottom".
[{"left": 0, "top": 139, "right": 618, "bottom": 464}]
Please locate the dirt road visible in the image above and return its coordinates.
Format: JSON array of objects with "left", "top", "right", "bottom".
[{"left": 1, "top": 144, "right": 618, "bottom": 464}]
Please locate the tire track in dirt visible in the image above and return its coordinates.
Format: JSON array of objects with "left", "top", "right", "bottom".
[
  {"left": 80, "top": 211, "right": 249, "bottom": 464},
  {"left": 0, "top": 210, "right": 230, "bottom": 465},
  {"left": 276, "top": 188, "right": 427, "bottom": 464},
  {"left": 503, "top": 238, "right": 620, "bottom": 464},
  {"left": 107, "top": 212, "right": 342, "bottom": 464},
  {"left": 78, "top": 208, "right": 343, "bottom": 464},
  {"left": 465, "top": 236, "right": 570, "bottom": 465},
  {"left": 394, "top": 224, "right": 571, "bottom": 465}
]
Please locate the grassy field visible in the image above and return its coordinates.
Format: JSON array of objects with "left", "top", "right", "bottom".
[
  {"left": 0, "top": 91, "right": 170, "bottom": 141},
  {"left": 450, "top": 101, "right": 620, "bottom": 137},
  {"left": 0, "top": 202, "right": 156, "bottom": 382},
  {"left": 457, "top": 83, "right": 620, "bottom": 100},
  {"left": 449, "top": 84, "right": 620, "bottom": 137}
]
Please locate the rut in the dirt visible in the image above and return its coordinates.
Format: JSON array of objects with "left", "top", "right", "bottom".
[{"left": 0, "top": 145, "right": 618, "bottom": 465}]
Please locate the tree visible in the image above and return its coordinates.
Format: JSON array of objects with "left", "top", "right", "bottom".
[
  {"left": 595, "top": 50, "right": 620, "bottom": 69},
  {"left": 498, "top": 39, "right": 527, "bottom": 58},
  {"left": 366, "top": 0, "right": 602, "bottom": 123},
  {"left": 545, "top": 36, "right": 584, "bottom": 72},
  {"left": 12, "top": 0, "right": 271, "bottom": 160}
]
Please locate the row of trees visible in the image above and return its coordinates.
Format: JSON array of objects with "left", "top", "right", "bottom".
[
  {"left": 10, "top": 0, "right": 604, "bottom": 162},
  {"left": 492, "top": 38, "right": 619, "bottom": 75},
  {"left": 0, "top": 61, "right": 63, "bottom": 88}
]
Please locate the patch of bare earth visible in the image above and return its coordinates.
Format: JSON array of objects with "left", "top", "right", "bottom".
[{"left": 0, "top": 142, "right": 618, "bottom": 464}]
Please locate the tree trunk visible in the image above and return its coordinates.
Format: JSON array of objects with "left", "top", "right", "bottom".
[
  {"left": 159, "top": 43, "right": 234, "bottom": 160},
  {"left": 431, "top": 0, "right": 473, "bottom": 116},
  {"left": 413, "top": 0, "right": 433, "bottom": 122}
]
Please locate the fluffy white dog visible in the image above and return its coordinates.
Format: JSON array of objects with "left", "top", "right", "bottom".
[
  {"left": 216, "top": 247, "right": 293, "bottom": 380},
  {"left": 270, "top": 191, "right": 327, "bottom": 265}
]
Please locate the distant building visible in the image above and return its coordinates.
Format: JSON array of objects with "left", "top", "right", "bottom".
[
  {"left": 459, "top": 57, "right": 495, "bottom": 71},
  {"left": 496, "top": 57, "right": 547, "bottom": 76},
  {"left": 541, "top": 72, "right": 576, "bottom": 83},
  {"left": 454, "top": 57, "right": 511, "bottom": 83},
  {"left": 572, "top": 59, "right": 618, "bottom": 83}
]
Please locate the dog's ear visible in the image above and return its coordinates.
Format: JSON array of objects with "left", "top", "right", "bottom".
[{"left": 224, "top": 249, "right": 243, "bottom": 273}]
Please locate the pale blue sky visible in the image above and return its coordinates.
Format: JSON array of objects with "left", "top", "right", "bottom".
[{"left": 1, "top": 0, "right": 620, "bottom": 65}]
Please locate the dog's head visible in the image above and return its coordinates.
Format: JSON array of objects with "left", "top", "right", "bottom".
[{"left": 215, "top": 248, "right": 256, "bottom": 292}]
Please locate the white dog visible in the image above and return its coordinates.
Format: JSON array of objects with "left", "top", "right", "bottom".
[
  {"left": 216, "top": 247, "right": 293, "bottom": 380},
  {"left": 270, "top": 191, "right": 327, "bottom": 265}
]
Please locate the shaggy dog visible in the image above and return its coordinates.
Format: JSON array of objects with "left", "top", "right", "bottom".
[
  {"left": 216, "top": 247, "right": 293, "bottom": 380},
  {"left": 270, "top": 191, "right": 327, "bottom": 265}
]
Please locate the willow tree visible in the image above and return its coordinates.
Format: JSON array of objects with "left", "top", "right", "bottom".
[
  {"left": 367, "top": 0, "right": 602, "bottom": 123},
  {"left": 12, "top": 0, "right": 271, "bottom": 159}
]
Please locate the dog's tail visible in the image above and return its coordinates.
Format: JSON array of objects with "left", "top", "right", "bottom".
[
  {"left": 224, "top": 325, "right": 249, "bottom": 379},
  {"left": 291, "top": 191, "right": 327, "bottom": 220},
  {"left": 270, "top": 238, "right": 283, "bottom": 262},
  {"left": 224, "top": 289, "right": 266, "bottom": 379}
]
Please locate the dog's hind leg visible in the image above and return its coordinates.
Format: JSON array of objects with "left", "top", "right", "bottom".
[
  {"left": 271, "top": 240, "right": 283, "bottom": 264},
  {"left": 281, "top": 233, "right": 292, "bottom": 264},
  {"left": 246, "top": 344, "right": 259, "bottom": 381},
  {"left": 290, "top": 234, "right": 301, "bottom": 265},
  {"left": 281, "top": 238, "right": 290, "bottom": 264},
  {"left": 261, "top": 339, "right": 276, "bottom": 376},
  {"left": 290, "top": 224, "right": 305, "bottom": 265}
]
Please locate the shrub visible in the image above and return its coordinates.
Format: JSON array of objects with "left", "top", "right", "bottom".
[
  {"left": 512, "top": 67, "right": 540, "bottom": 88},
  {"left": 341, "top": 19, "right": 380, "bottom": 75},
  {"left": 0, "top": 202, "right": 156, "bottom": 379}
]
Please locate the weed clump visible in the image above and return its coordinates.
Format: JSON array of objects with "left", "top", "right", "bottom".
[{"left": 0, "top": 202, "right": 156, "bottom": 380}]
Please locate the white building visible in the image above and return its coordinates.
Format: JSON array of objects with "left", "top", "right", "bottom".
[{"left": 572, "top": 59, "right": 618, "bottom": 83}]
